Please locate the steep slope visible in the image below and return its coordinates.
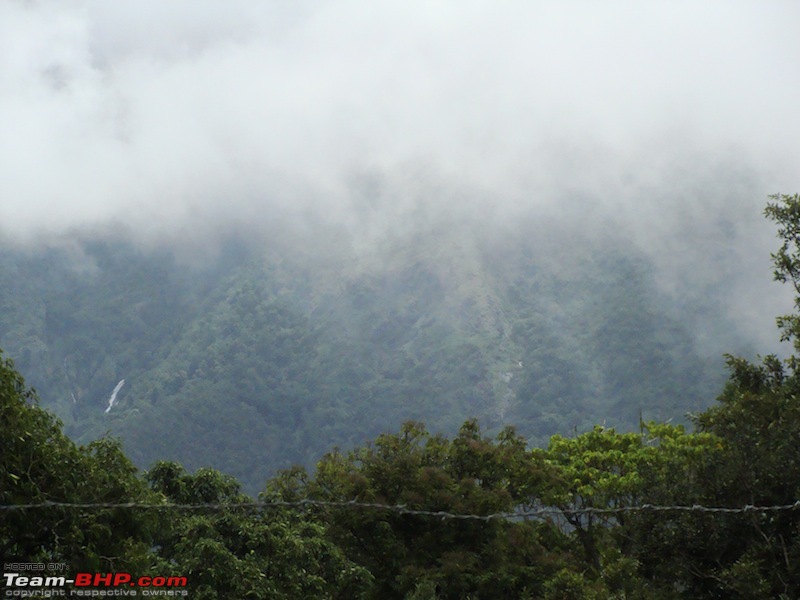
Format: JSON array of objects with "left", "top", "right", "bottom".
[{"left": 0, "top": 226, "right": 736, "bottom": 493}]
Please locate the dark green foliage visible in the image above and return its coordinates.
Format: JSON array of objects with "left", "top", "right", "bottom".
[
  {"left": 0, "top": 229, "right": 732, "bottom": 494},
  {"left": 146, "top": 462, "right": 373, "bottom": 599},
  {"left": 7, "top": 193, "right": 800, "bottom": 596},
  {"left": 2, "top": 344, "right": 800, "bottom": 597},
  {"left": 765, "top": 193, "right": 800, "bottom": 350},
  {"left": 1, "top": 351, "right": 370, "bottom": 597},
  {"left": 681, "top": 362, "right": 800, "bottom": 596},
  {"left": 266, "top": 420, "right": 580, "bottom": 599},
  {"left": 0, "top": 350, "right": 157, "bottom": 570},
  {"left": 507, "top": 252, "right": 722, "bottom": 444}
]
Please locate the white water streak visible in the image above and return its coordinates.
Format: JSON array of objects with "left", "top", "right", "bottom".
[{"left": 104, "top": 379, "right": 125, "bottom": 413}]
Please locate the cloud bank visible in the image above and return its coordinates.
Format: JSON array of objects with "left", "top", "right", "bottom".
[{"left": 1, "top": 0, "right": 799, "bottom": 346}]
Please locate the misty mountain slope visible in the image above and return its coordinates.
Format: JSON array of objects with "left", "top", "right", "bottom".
[
  {"left": 0, "top": 243, "right": 210, "bottom": 419},
  {"left": 0, "top": 229, "right": 737, "bottom": 493},
  {"left": 114, "top": 257, "right": 504, "bottom": 488}
]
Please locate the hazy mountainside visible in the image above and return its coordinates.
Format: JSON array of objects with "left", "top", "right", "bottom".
[{"left": 0, "top": 222, "right": 739, "bottom": 493}]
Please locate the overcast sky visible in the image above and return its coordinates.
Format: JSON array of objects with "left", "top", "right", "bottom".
[
  {"left": 1, "top": 1, "right": 797, "bottom": 229},
  {"left": 1, "top": 1, "right": 799, "bottom": 345}
]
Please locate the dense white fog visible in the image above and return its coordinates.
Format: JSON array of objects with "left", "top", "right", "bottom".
[{"left": 1, "top": 1, "right": 799, "bottom": 347}]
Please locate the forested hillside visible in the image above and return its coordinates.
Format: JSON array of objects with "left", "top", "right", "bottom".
[
  {"left": 3, "top": 0, "right": 799, "bottom": 594},
  {"left": 0, "top": 214, "right": 737, "bottom": 493},
  {"left": 2, "top": 194, "right": 800, "bottom": 598},
  {"left": 3, "top": 193, "right": 800, "bottom": 597}
]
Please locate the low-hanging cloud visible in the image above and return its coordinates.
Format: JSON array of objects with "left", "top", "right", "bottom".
[{"left": 1, "top": 1, "right": 799, "bottom": 346}]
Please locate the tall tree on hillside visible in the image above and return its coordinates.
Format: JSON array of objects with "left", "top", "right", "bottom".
[
  {"left": 625, "top": 193, "right": 800, "bottom": 597},
  {"left": 765, "top": 193, "right": 800, "bottom": 354}
]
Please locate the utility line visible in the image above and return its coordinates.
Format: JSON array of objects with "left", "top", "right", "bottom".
[{"left": 2, "top": 499, "right": 800, "bottom": 521}]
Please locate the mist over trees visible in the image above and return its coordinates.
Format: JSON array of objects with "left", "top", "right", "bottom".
[
  {"left": 1, "top": 2, "right": 796, "bottom": 491},
  {"left": 0, "top": 214, "right": 739, "bottom": 493},
  {"left": 3, "top": 2, "right": 800, "bottom": 596},
  {"left": 3, "top": 195, "right": 800, "bottom": 598}
]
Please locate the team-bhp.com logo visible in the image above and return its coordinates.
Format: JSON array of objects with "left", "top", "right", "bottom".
[{"left": 3, "top": 571, "right": 188, "bottom": 597}]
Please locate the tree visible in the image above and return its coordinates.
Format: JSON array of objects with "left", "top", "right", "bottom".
[
  {"left": 620, "top": 192, "right": 800, "bottom": 597},
  {"left": 1, "top": 348, "right": 371, "bottom": 597},
  {"left": 765, "top": 193, "right": 800, "bottom": 353},
  {"left": 0, "top": 349, "right": 157, "bottom": 571},
  {"left": 266, "top": 420, "right": 596, "bottom": 599},
  {"left": 147, "top": 461, "right": 372, "bottom": 599},
  {"left": 540, "top": 423, "right": 721, "bottom": 596}
]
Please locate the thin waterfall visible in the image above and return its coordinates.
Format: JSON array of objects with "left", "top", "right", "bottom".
[{"left": 104, "top": 379, "right": 125, "bottom": 413}]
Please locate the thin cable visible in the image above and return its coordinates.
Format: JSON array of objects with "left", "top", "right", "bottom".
[{"left": 2, "top": 499, "right": 800, "bottom": 521}]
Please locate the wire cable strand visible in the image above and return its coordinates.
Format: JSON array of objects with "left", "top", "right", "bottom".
[{"left": 2, "top": 499, "right": 800, "bottom": 521}]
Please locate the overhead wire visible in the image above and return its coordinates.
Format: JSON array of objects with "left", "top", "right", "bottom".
[{"left": 2, "top": 498, "right": 800, "bottom": 521}]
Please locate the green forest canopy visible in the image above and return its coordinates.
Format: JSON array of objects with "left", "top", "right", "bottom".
[
  {"left": 0, "top": 212, "right": 734, "bottom": 494},
  {"left": 3, "top": 194, "right": 800, "bottom": 598}
]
